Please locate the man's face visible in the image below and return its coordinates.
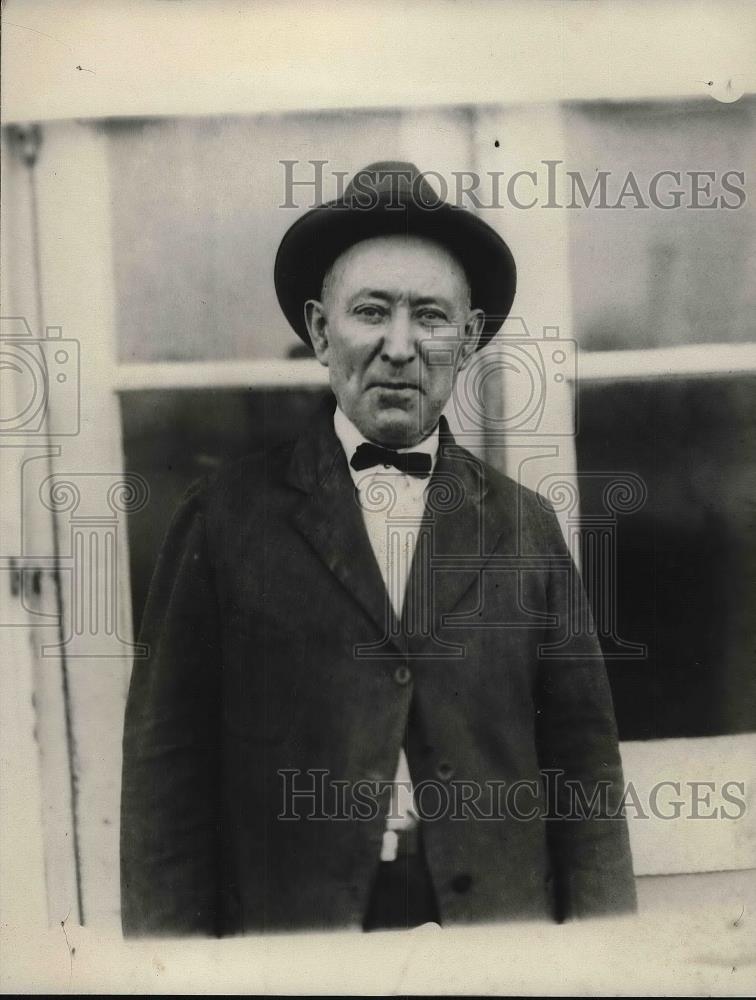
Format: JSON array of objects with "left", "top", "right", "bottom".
[{"left": 304, "top": 235, "right": 484, "bottom": 447}]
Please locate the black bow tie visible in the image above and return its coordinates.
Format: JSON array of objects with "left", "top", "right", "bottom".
[{"left": 350, "top": 442, "right": 432, "bottom": 479}]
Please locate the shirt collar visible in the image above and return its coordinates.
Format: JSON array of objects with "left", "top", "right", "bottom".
[{"left": 333, "top": 405, "right": 440, "bottom": 479}]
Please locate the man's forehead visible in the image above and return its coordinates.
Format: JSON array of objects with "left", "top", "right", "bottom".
[{"left": 325, "top": 234, "right": 470, "bottom": 297}]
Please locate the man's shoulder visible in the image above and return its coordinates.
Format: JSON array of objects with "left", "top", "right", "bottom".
[{"left": 184, "top": 437, "right": 298, "bottom": 521}]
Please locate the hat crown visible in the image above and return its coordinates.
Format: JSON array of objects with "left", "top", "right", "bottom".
[{"left": 341, "top": 161, "right": 441, "bottom": 210}]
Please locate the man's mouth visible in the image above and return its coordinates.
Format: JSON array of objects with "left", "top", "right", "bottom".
[{"left": 371, "top": 381, "right": 420, "bottom": 391}]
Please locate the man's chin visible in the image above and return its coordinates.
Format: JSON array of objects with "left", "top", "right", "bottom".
[{"left": 364, "top": 408, "right": 428, "bottom": 448}]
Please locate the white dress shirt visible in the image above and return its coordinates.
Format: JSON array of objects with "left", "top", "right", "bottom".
[{"left": 333, "top": 406, "right": 439, "bottom": 860}]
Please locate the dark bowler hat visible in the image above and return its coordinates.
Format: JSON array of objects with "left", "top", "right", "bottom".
[{"left": 274, "top": 161, "right": 516, "bottom": 351}]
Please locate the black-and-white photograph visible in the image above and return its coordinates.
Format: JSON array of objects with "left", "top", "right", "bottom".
[{"left": 1, "top": 0, "right": 755, "bottom": 993}]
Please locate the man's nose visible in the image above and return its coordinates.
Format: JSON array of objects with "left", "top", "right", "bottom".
[{"left": 381, "top": 310, "right": 417, "bottom": 364}]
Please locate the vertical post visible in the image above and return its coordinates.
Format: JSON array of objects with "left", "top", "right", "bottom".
[
  {"left": 0, "top": 126, "right": 81, "bottom": 927},
  {"left": 31, "top": 120, "right": 137, "bottom": 928},
  {"left": 0, "top": 297, "right": 50, "bottom": 928},
  {"left": 470, "top": 105, "right": 580, "bottom": 564}
]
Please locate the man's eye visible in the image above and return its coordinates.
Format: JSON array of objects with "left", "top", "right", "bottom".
[
  {"left": 418, "top": 309, "right": 447, "bottom": 323},
  {"left": 354, "top": 305, "right": 386, "bottom": 321}
]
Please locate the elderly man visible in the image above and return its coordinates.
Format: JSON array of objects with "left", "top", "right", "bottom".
[{"left": 121, "top": 162, "right": 636, "bottom": 936}]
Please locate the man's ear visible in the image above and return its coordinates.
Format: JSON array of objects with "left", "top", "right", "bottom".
[
  {"left": 458, "top": 309, "right": 485, "bottom": 371},
  {"left": 304, "top": 300, "right": 329, "bottom": 366}
]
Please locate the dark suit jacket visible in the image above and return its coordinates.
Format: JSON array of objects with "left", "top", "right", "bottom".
[{"left": 120, "top": 398, "right": 636, "bottom": 936}]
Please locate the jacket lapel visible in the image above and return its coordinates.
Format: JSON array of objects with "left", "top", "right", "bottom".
[
  {"left": 286, "top": 399, "right": 401, "bottom": 654},
  {"left": 401, "top": 420, "right": 512, "bottom": 659}
]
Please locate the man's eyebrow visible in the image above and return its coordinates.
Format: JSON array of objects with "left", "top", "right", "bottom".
[
  {"left": 412, "top": 295, "right": 453, "bottom": 310},
  {"left": 346, "top": 289, "right": 455, "bottom": 310},
  {"left": 346, "top": 288, "right": 394, "bottom": 303}
]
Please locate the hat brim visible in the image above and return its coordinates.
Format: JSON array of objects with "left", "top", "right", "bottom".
[{"left": 274, "top": 200, "right": 516, "bottom": 351}]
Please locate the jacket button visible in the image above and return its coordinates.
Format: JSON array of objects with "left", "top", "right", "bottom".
[
  {"left": 436, "top": 761, "right": 454, "bottom": 781},
  {"left": 451, "top": 873, "right": 473, "bottom": 894},
  {"left": 393, "top": 665, "right": 412, "bottom": 685}
]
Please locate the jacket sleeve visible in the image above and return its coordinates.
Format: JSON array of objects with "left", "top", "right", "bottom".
[
  {"left": 120, "top": 479, "right": 222, "bottom": 937},
  {"left": 535, "top": 501, "right": 637, "bottom": 920}
]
